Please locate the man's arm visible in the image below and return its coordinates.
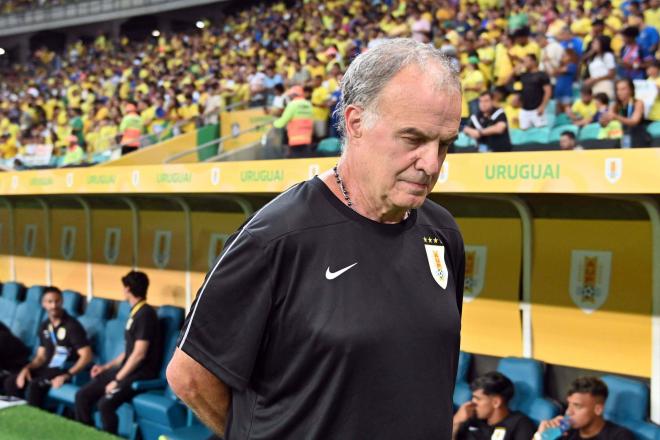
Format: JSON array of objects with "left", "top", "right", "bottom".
[
  {"left": 114, "top": 340, "right": 149, "bottom": 382},
  {"left": 50, "top": 345, "right": 93, "bottom": 389},
  {"left": 480, "top": 121, "right": 507, "bottom": 136},
  {"left": 91, "top": 352, "right": 126, "bottom": 378},
  {"left": 538, "top": 83, "right": 552, "bottom": 115},
  {"left": 16, "top": 346, "right": 48, "bottom": 388},
  {"left": 167, "top": 348, "right": 232, "bottom": 437}
]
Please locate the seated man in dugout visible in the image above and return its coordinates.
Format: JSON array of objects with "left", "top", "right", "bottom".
[
  {"left": 535, "top": 377, "right": 635, "bottom": 440},
  {"left": 452, "top": 371, "right": 536, "bottom": 440},
  {"left": 2, "top": 286, "right": 93, "bottom": 408}
]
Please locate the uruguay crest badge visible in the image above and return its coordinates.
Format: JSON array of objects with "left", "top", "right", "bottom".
[
  {"left": 424, "top": 236, "right": 448, "bottom": 289},
  {"left": 569, "top": 250, "right": 612, "bottom": 314}
]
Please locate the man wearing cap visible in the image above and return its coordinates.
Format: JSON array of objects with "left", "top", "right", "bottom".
[{"left": 272, "top": 85, "right": 314, "bottom": 157}]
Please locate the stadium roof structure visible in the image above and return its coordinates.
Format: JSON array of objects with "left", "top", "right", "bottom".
[{"left": 0, "top": 0, "right": 227, "bottom": 37}]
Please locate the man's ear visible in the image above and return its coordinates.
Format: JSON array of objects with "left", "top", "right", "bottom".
[
  {"left": 345, "top": 105, "right": 365, "bottom": 139},
  {"left": 492, "top": 395, "right": 502, "bottom": 409},
  {"left": 594, "top": 402, "right": 604, "bottom": 417}
]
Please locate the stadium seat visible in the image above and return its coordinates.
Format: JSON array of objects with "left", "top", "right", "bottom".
[
  {"left": 601, "top": 375, "right": 660, "bottom": 440},
  {"left": 2, "top": 281, "right": 26, "bottom": 301},
  {"left": 509, "top": 129, "right": 525, "bottom": 145},
  {"left": 453, "top": 351, "right": 472, "bottom": 410},
  {"left": 521, "top": 127, "right": 551, "bottom": 144},
  {"left": 116, "top": 300, "right": 132, "bottom": 320},
  {"left": 549, "top": 124, "right": 579, "bottom": 143},
  {"left": 581, "top": 139, "right": 620, "bottom": 149},
  {"left": 10, "top": 286, "right": 46, "bottom": 351},
  {"left": 317, "top": 137, "right": 342, "bottom": 155},
  {"left": 646, "top": 121, "right": 660, "bottom": 138},
  {"left": 552, "top": 113, "right": 572, "bottom": 128},
  {"left": 497, "top": 357, "right": 559, "bottom": 425},
  {"left": 578, "top": 123, "right": 601, "bottom": 141},
  {"left": 62, "top": 290, "right": 84, "bottom": 317},
  {"left": 454, "top": 132, "right": 477, "bottom": 149},
  {"left": 77, "top": 297, "right": 113, "bottom": 355}
]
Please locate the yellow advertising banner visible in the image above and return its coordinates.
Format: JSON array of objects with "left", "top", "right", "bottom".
[
  {"left": 0, "top": 148, "right": 658, "bottom": 196},
  {"left": 220, "top": 108, "right": 274, "bottom": 151}
]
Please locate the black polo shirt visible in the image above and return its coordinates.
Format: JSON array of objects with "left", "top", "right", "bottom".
[
  {"left": 38, "top": 311, "right": 88, "bottom": 367},
  {"left": 122, "top": 302, "right": 162, "bottom": 380},
  {"left": 455, "top": 411, "right": 536, "bottom": 440},
  {"left": 564, "top": 421, "right": 635, "bottom": 440},
  {"left": 178, "top": 177, "right": 465, "bottom": 439},
  {"left": 0, "top": 322, "right": 30, "bottom": 371},
  {"left": 467, "top": 108, "right": 511, "bottom": 152}
]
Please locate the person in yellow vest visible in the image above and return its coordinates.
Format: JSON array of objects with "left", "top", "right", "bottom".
[
  {"left": 119, "top": 103, "right": 143, "bottom": 155},
  {"left": 60, "top": 135, "right": 86, "bottom": 168},
  {"left": 273, "top": 86, "right": 314, "bottom": 158}
]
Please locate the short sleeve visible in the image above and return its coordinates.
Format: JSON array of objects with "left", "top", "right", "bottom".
[
  {"left": 605, "top": 52, "right": 616, "bottom": 70},
  {"left": 177, "top": 229, "right": 273, "bottom": 391},
  {"left": 132, "top": 309, "right": 157, "bottom": 342},
  {"left": 540, "top": 72, "right": 551, "bottom": 86},
  {"left": 68, "top": 319, "right": 90, "bottom": 351},
  {"left": 38, "top": 324, "right": 49, "bottom": 348},
  {"left": 495, "top": 110, "right": 508, "bottom": 126}
]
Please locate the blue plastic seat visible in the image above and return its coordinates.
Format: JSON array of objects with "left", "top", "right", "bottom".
[
  {"left": 578, "top": 122, "right": 602, "bottom": 141},
  {"left": 116, "top": 300, "right": 132, "bottom": 320},
  {"left": 549, "top": 124, "right": 579, "bottom": 143},
  {"left": 2, "top": 282, "right": 25, "bottom": 301},
  {"left": 10, "top": 294, "right": 44, "bottom": 351},
  {"left": 453, "top": 351, "right": 472, "bottom": 410},
  {"left": 602, "top": 375, "right": 660, "bottom": 440},
  {"left": 497, "top": 357, "right": 559, "bottom": 425},
  {"left": 62, "top": 290, "right": 83, "bottom": 317}
]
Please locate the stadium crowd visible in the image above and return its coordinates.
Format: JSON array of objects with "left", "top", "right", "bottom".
[{"left": 1, "top": 0, "right": 660, "bottom": 166}]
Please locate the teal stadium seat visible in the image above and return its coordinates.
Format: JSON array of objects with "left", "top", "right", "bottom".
[
  {"left": 317, "top": 137, "right": 342, "bottom": 155},
  {"left": 601, "top": 375, "right": 660, "bottom": 440},
  {"left": 578, "top": 123, "right": 602, "bottom": 141},
  {"left": 497, "top": 357, "right": 559, "bottom": 425},
  {"left": 454, "top": 132, "right": 477, "bottom": 149},
  {"left": 549, "top": 125, "right": 579, "bottom": 143},
  {"left": 509, "top": 129, "right": 525, "bottom": 145},
  {"left": 553, "top": 113, "right": 572, "bottom": 128},
  {"left": 453, "top": 351, "right": 472, "bottom": 410},
  {"left": 62, "top": 289, "right": 84, "bottom": 317},
  {"left": 646, "top": 121, "right": 660, "bottom": 138},
  {"left": 10, "top": 286, "right": 45, "bottom": 352}
]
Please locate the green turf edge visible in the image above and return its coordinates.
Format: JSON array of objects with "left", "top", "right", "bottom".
[{"left": 0, "top": 405, "right": 120, "bottom": 440}]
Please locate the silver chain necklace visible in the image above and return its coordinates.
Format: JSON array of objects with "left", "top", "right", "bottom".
[{"left": 333, "top": 164, "right": 411, "bottom": 219}]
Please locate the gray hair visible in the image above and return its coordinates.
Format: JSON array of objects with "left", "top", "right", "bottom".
[{"left": 335, "top": 38, "right": 461, "bottom": 140}]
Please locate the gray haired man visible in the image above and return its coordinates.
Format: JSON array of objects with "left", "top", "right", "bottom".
[{"left": 167, "top": 38, "right": 465, "bottom": 439}]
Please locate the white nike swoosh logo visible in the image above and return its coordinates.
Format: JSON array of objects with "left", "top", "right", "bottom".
[{"left": 325, "top": 262, "right": 358, "bottom": 280}]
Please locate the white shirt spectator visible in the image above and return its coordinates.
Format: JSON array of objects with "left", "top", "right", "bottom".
[
  {"left": 588, "top": 52, "right": 616, "bottom": 79},
  {"left": 540, "top": 39, "right": 565, "bottom": 75}
]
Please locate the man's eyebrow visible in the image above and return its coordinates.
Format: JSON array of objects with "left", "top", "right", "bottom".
[
  {"left": 396, "top": 127, "right": 435, "bottom": 140},
  {"left": 441, "top": 134, "right": 458, "bottom": 145}
]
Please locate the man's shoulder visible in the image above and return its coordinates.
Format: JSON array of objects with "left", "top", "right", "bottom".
[
  {"left": 244, "top": 179, "right": 344, "bottom": 244},
  {"left": 417, "top": 199, "right": 461, "bottom": 234},
  {"left": 602, "top": 421, "right": 636, "bottom": 439},
  {"left": 505, "top": 411, "right": 535, "bottom": 428}
]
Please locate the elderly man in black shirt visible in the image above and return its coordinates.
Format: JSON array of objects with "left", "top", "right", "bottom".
[
  {"left": 167, "top": 38, "right": 465, "bottom": 440},
  {"left": 464, "top": 92, "right": 511, "bottom": 152},
  {"left": 2, "top": 287, "right": 92, "bottom": 408}
]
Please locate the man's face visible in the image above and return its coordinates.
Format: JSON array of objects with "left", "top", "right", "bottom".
[
  {"left": 523, "top": 56, "right": 536, "bottom": 71},
  {"left": 42, "top": 292, "right": 63, "bottom": 320},
  {"left": 349, "top": 64, "right": 461, "bottom": 211},
  {"left": 559, "top": 134, "right": 576, "bottom": 150},
  {"left": 471, "top": 389, "right": 497, "bottom": 420},
  {"left": 478, "top": 94, "right": 493, "bottom": 113},
  {"left": 581, "top": 93, "right": 593, "bottom": 104},
  {"left": 566, "top": 393, "right": 604, "bottom": 428}
]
